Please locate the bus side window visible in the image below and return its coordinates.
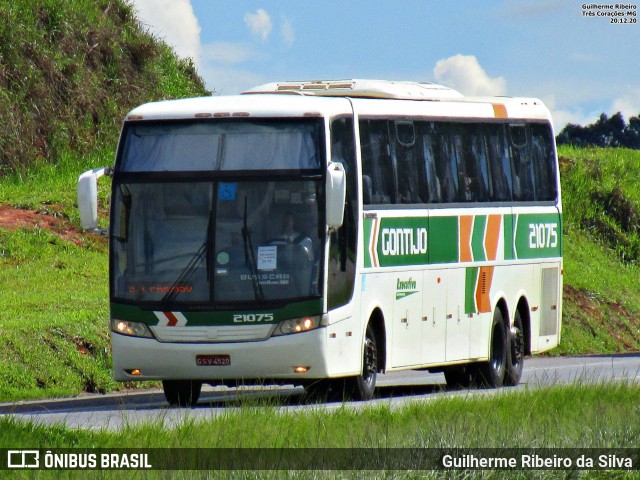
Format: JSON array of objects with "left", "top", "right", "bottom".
[
  {"left": 486, "top": 126, "right": 512, "bottom": 201},
  {"left": 468, "top": 127, "right": 491, "bottom": 202},
  {"left": 392, "top": 121, "right": 424, "bottom": 204},
  {"left": 436, "top": 128, "right": 462, "bottom": 203},
  {"left": 328, "top": 116, "right": 358, "bottom": 309},
  {"left": 359, "top": 120, "right": 394, "bottom": 204},
  {"left": 419, "top": 129, "right": 442, "bottom": 203},
  {"left": 509, "top": 125, "right": 535, "bottom": 201},
  {"left": 530, "top": 123, "right": 557, "bottom": 202}
]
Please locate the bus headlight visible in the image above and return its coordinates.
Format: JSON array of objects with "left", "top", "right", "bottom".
[
  {"left": 273, "top": 315, "right": 322, "bottom": 336},
  {"left": 111, "top": 318, "right": 154, "bottom": 338}
]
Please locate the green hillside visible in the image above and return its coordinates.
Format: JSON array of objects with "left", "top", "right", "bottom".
[
  {"left": 0, "top": 0, "right": 206, "bottom": 400},
  {"left": 0, "top": 0, "right": 208, "bottom": 174},
  {"left": 557, "top": 146, "right": 640, "bottom": 354}
]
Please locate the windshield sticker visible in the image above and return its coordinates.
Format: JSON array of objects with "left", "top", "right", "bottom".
[
  {"left": 257, "top": 245, "right": 277, "bottom": 270},
  {"left": 218, "top": 182, "right": 237, "bottom": 201},
  {"left": 240, "top": 273, "right": 289, "bottom": 285},
  {"left": 128, "top": 284, "right": 193, "bottom": 295},
  {"left": 216, "top": 251, "right": 230, "bottom": 265}
]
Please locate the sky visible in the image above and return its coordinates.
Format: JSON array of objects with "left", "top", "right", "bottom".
[{"left": 130, "top": 0, "right": 640, "bottom": 131}]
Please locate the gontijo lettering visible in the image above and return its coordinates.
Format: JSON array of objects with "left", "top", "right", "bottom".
[{"left": 381, "top": 227, "right": 428, "bottom": 256}]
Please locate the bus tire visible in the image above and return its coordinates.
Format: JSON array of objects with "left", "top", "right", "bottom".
[
  {"left": 475, "top": 308, "right": 507, "bottom": 388},
  {"left": 347, "top": 324, "right": 378, "bottom": 401},
  {"left": 303, "top": 379, "right": 342, "bottom": 402},
  {"left": 162, "top": 380, "right": 202, "bottom": 407},
  {"left": 443, "top": 366, "right": 474, "bottom": 389},
  {"left": 504, "top": 310, "right": 525, "bottom": 386}
]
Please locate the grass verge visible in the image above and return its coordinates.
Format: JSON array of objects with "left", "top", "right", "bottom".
[{"left": 1, "top": 382, "right": 640, "bottom": 478}]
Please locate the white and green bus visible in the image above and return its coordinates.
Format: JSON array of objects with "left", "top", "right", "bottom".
[{"left": 78, "top": 79, "right": 562, "bottom": 406}]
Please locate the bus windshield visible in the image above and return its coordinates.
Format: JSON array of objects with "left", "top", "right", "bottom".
[
  {"left": 111, "top": 179, "right": 323, "bottom": 305},
  {"left": 111, "top": 118, "right": 325, "bottom": 306},
  {"left": 119, "top": 119, "right": 322, "bottom": 172}
]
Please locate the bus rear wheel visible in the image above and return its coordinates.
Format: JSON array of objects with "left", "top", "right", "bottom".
[
  {"left": 162, "top": 380, "right": 202, "bottom": 407},
  {"left": 346, "top": 324, "right": 378, "bottom": 401},
  {"left": 504, "top": 311, "right": 525, "bottom": 386},
  {"left": 475, "top": 308, "right": 507, "bottom": 388}
]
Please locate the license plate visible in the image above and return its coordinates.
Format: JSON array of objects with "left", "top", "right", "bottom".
[{"left": 196, "top": 354, "right": 231, "bottom": 366}]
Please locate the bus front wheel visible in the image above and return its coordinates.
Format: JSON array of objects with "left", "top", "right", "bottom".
[
  {"left": 347, "top": 324, "right": 378, "bottom": 400},
  {"left": 475, "top": 308, "right": 507, "bottom": 388},
  {"left": 162, "top": 380, "right": 202, "bottom": 407}
]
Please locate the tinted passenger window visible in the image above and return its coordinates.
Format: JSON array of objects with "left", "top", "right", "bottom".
[
  {"left": 530, "top": 123, "right": 558, "bottom": 201},
  {"left": 359, "top": 118, "right": 557, "bottom": 206},
  {"left": 360, "top": 120, "right": 394, "bottom": 204},
  {"left": 485, "top": 125, "right": 512, "bottom": 201},
  {"left": 509, "top": 125, "right": 535, "bottom": 201}
]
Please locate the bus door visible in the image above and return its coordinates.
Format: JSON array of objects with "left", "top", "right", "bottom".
[
  {"left": 421, "top": 270, "right": 447, "bottom": 365},
  {"left": 444, "top": 268, "right": 471, "bottom": 362},
  {"left": 391, "top": 272, "right": 423, "bottom": 367}
]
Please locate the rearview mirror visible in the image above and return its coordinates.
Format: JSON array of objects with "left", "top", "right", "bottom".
[
  {"left": 78, "top": 167, "right": 109, "bottom": 231},
  {"left": 326, "top": 162, "right": 346, "bottom": 229}
]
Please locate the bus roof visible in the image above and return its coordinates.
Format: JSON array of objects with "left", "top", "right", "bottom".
[
  {"left": 244, "top": 79, "right": 551, "bottom": 122},
  {"left": 244, "top": 79, "right": 465, "bottom": 101},
  {"left": 125, "top": 79, "right": 552, "bottom": 123}
]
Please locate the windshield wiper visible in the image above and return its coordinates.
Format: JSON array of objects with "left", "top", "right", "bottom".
[
  {"left": 241, "top": 196, "right": 264, "bottom": 302},
  {"left": 161, "top": 208, "right": 214, "bottom": 305}
]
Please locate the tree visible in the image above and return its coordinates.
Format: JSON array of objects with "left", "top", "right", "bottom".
[{"left": 556, "top": 112, "right": 640, "bottom": 149}]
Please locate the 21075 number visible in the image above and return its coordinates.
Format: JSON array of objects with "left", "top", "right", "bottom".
[{"left": 528, "top": 223, "right": 558, "bottom": 249}]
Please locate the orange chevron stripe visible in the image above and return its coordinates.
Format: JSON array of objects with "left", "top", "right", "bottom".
[
  {"left": 459, "top": 215, "right": 474, "bottom": 262},
  {"left": 369, "top": 217, "right": 380, "bottom": 267},
  {"left": 475, "top": 266, "right": 494, "bottom": 313},
  {"left": 484, "top": 214, "right": 502, "bottom": 261}
]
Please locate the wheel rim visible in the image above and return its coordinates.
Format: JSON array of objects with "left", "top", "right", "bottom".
[
  {"left": 490, "top": 323, "right": 505, "bottom": 372},
  {"left": 362, "top": 334, "right": 377, "bottom": 386},
  {"left": 511, "top": 326, "right": 524, "bottom": 366}
]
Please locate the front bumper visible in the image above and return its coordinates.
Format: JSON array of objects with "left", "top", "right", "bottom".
[{"left": 112, "top": 327, "right": 329, "bottom": 382}]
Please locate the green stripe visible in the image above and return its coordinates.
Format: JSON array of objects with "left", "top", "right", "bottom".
[
  {"left": 363, "top": 217, "right": 375, "bottom": 268},
  {"left": 428, "top": 216, "right": 459, "bottom": 264},
  {"left": 362, "top": 212, "right": 561, "bottom": 268},
  {"left": 374, "top": 216, "right": 430, "bottom": 267},
  {"left": 514, "top": 213, "right": 562, "bottom": 259},
  {"left": 110, "top": 298, "right": 324, "bottom": 326},
  {"left": 471, "top": 215, "right": 487, "bottom": 262},
  {"left": 465, "top": 267, "right": 479, "bottom": 314},
  {"left": 503, "top": 214, "right": 515, "bottom": 261}
]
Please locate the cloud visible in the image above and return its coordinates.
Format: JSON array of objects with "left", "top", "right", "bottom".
[
  {"left": 433, "top": 55, "right": 507, "bottom": 96},
  {"left": 548, "top": 109, "right": 601, "bottom": 133},
  {"left": 541, "top": 85, "right": 640, "bottom": 132},
  {"left": 198, "top": 65, "right": 265, "bottom": 96},
  {"left": 130, "top": 0, "right": 201, "bottom": 64},
  {"left": 610, "top": 87, "right": 640, "bottom": 120},
  {"left": 281, "top": 16, "right": 295, "bottom": 47},
  {"left": 201, "top": 42, "right": 253, "bottom": 64},
  {"left": 245, "top": 9, "right": 272, "bottom": 41}
]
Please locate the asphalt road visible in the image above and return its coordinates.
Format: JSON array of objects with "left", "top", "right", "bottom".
[{"left": 1, "top": 354, "right": 639, "bottom": 431}]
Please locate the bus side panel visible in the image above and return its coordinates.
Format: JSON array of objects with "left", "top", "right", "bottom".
[
  {"left": 512, "top": 205, "right": 563, "bottom": 353},
  {"left": 323, "top": 304, "right": 363, "bottom": 377},
  {"left": 359, "top": 271, "right": 396, "bottom": 370}
]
